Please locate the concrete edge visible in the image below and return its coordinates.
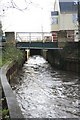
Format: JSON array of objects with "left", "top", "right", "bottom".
[{"left": 0, "top": 61, "right": 26, "bottom": 119}]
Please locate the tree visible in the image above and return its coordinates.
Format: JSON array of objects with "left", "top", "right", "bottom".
[{"left": 0, "top": 0, "right": 40, "bottom": 13}]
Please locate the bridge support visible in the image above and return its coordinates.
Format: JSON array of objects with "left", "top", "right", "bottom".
[
  {"left": 25, "top": 49, "right": 30, "bottom": 61},
  {"left": 41, "top": 49, "right": 48, "bottom": 60},
  {"left": 47, "top": 49, "right": 61, "bottom": 67}
]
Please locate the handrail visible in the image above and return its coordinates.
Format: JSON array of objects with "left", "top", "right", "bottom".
[{"left": 0, "top": 61, "right": 26, "bottom": 119}]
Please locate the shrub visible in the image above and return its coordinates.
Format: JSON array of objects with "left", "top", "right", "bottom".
[{"left": 2, "top": 43, "right": 24, "bottom": 66}]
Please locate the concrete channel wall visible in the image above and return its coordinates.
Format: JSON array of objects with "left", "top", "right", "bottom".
[
  {"left": 0, "top": 61, "right": 26, "bottom": 119},
  {"left": 47, "top": 50, "right": 79, "bottom": 73},
  {"left": 47, "top": 42, "right": 79, "bottom": 73},
  {"left": 63, "top": 58, "right": 79, "bottom": 73}
]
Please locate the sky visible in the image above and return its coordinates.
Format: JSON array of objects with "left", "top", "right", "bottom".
[{"left": 0, "top": 0, "right": 55, "bottom": 32}]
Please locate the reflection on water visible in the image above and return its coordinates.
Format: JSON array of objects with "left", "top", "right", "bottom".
[{"left": 11, "top": 55, "right": 80, "bottom": 118}]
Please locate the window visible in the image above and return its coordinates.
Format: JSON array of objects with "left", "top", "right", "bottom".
[{"left": 51, "top": 17, "right": 58, "bottom": 24}]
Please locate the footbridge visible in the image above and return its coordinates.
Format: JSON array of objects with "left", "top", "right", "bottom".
[
  {"left": 16, "top": 42, "right": 60, "bottom": 49},
  {"left": 16, "top": 32, "right": 61, "bottom": 49}
]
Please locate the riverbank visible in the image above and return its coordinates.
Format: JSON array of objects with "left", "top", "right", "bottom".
[
  {"left": 0, "top": 43, "right": 25, "bottom": 119},
  {"left": 0, "top": 60, "right": 25, "bottom": 119},
  {"left": 0, "top": 77, "right": 2, "bottom": 119}
]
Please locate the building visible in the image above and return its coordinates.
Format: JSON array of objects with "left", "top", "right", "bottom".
[{"left": 51, "top": 0, "right": 78, "bottom": 42}]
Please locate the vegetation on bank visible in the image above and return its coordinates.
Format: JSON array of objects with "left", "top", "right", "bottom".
[
  {"left": 0, "top": 43, "right": 24, "bottom": 119},
  {"left": 1, "top": 43, "right": 24, "bottom": 67},
  {"left": 0, "top": 51, "right": 2, "bottom": 67}
]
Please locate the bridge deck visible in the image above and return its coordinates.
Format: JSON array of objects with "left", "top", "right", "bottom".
[{"left": 16, "top": 42, "right": 61, "bottom": 49}]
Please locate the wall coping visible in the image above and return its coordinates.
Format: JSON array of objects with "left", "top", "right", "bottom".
[{"left": 0, "top": 61, "right": 26, "bottom": 119}]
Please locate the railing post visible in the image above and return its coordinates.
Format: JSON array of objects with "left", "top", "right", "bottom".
[{"left": 29, "top": 32, "right": 31, "bottom": 43}]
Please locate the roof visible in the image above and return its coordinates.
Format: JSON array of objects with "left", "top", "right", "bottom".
[{"left": 59, "top": 0, "right": 78, "bottom": 13}]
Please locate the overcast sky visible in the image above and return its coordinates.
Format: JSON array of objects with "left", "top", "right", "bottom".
[{"left": 0, "top": 0, "right": 55, "bottom": 32}]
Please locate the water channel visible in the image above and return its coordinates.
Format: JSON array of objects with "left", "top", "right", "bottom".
[{"left": 11, "top": 55, "right": 80, "bottom": 118}]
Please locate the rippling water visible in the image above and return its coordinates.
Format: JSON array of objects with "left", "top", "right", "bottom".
[{"left": 11, "top": 55, "right": 80, "bottom": 118}]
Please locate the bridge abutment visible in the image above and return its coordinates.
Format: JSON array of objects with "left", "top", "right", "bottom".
[
  {"left": 25, "top": 49, "right": 30, "bottom": 61},
  {"left": 47, "top": 49, "right": 63, "bottom": 69},
  {"left": 41, "top": 49, "right": 48, "bottom": 60}
]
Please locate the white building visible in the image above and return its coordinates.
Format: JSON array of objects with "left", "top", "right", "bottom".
[{"left": 51, "top": 0, "right": 78, "bottom": 42}]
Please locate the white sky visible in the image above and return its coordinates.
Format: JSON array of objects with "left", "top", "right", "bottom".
[{"left": 0, "top": 0, "right": 55, "bottom": 32}]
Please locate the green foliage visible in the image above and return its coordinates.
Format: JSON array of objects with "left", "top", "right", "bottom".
[
  {"left": 2, "top": 43, "right": 24, "bottom": 66},
  {"left": 0, "top": 57, "right": 2, "bottom": 67},
  {"left": 2, "top": 109, "right": 9, "bottom": 119},
  {"left": 0, "top": 50, "right": 2, "bottom": 67},
  {"left": 0, "top": 109, "right": 10, "bottom": 120}
]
